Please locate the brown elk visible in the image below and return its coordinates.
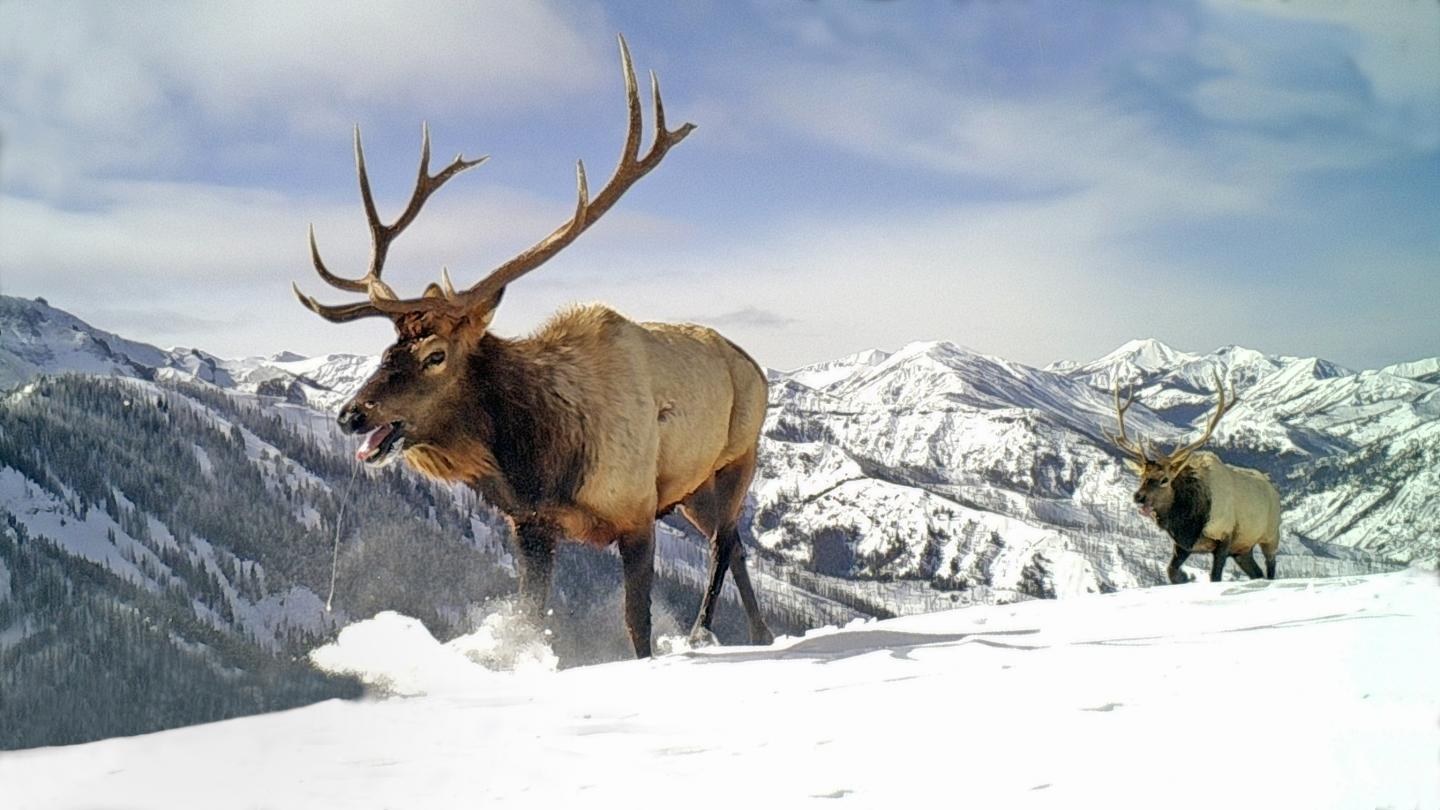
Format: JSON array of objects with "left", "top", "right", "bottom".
[
  {"left": 1105, "top": 373, "right": 1281, "bottom": 584},
  {"left": 292, "top": 38, "right": 772, "bottom": 658}
]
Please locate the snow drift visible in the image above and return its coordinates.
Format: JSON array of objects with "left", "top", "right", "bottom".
[{"left": 3, "top": 570, "right": 1435, "bottom": 809}]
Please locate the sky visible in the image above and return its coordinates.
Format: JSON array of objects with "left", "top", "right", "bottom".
[{"left": 1, "top": 0, "right": 1436, "bottom": 372}]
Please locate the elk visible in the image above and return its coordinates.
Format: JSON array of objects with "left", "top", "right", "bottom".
[
  {"left": 292, "top": 38, "right": 772, "bottom": 658},
  {"left": 1105, "top": 373, "right": 1281, "bottom": 584}
]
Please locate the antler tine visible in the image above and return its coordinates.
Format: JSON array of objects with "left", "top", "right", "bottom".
[
  {"left": 292, "top": 283, "right": 388, "bottom": 323},
  {"left": 304, "top": 124, "right": 486, "bottom": 301},
  {"left": 295, "top": 37, "right": 691, "bottom": 324},
  {"left": 309, "top": 224, "right": 369, "bottom": 294},
  {"left": 1104, "top": 379, "right": 1149, "bottom": 462},
  {"left": 620, "top": 35, "right": 643, "bottom": 165},
  {"left": 1170, "top": 370, "right": 1236, "bottom": 464},
  {"left": 440, "top": 34, "right": 697, "bottom": 313}
]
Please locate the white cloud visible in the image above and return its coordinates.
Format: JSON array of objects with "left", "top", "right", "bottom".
[
  {"left": 0, "top": 0, "right": 611, "bottom": 193},
  {"left": 1197, "top": 0, "right": 1440, "bottom": 149},
  {"left": 0, "top": 165, "right": 689, "bottom": 359},
  {"left": 2, "top": 1, "right": 1432, "bottom": 373}
]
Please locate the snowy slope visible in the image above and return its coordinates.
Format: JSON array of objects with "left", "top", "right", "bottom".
[
  {"left": 0, "top": 297, "right": 177, "bottom": 390},
  {"left": 3, "top": 570, "right": 1435, "bottom": 809},
  {"left": 0, "top": 295, "right": 374, "bottom": 414},
  {"left": 758, "top": 336, "right": 1436, "bottom": 590}
]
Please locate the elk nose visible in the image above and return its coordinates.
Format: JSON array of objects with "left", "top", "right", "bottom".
[
  {"left": 1133, "top": 491, "right": 1145, "bottom": 504},
  {"left": 337, "top": 402, "right": 370, "bottom": 435}
]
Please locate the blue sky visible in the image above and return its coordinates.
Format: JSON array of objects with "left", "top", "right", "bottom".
[{"left": 1, "top": 0, "right": 1436, "bottom": 371}]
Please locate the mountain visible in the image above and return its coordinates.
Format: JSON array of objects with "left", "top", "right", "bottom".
[
  {"left": 0, "top": 296, "right": 853, "bottom": 748},
  {"left": 1383, "top": 357, "right": 1440, "bottom": 385},
  {"left": 0, "top": 296, "right": 179, "bottom": 389},
  {"left": 4, "top": 570, "right": 1435, "bottom": 808},
  {"left": 0, "top": 295, "right": 1430, "bottom": 750},
  {"left": 755, "top": 335, "right": 1434, "bottom": 599},
  {"left": 0, "top": 296, "right": 376, "bottom": 411},
  {"left": 1044, "top": 337, "right": 1199, "bottom": 386}
]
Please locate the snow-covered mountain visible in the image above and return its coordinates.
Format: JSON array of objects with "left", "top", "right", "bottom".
[
  {"left": 0, "top": 296, "right": 376, "bottom": 411},
  {"left": 1, "top": 294, "right": 1431, "bottom": 749},
  {"left": 4, "top": 570, "right": 1435, "bottom": 809},
  {"left": 0, "top": 296, "right": 854, "bottom": 748},
  {"left": 756, "top": 334, "right": 1436, "bottom": 598}
]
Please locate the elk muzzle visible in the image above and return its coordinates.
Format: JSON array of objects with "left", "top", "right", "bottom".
[
  {"left": 337, "top": 400, "right": 407, "bottom": 465},
  {"left": 337, "top": 401, "right": 371, "bottom": 435}
]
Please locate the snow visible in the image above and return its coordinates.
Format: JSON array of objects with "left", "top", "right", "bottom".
[
  {"left": 1384, "top": 357, "right": 1440, "bottom": 381},
  {"left": 783, "top": 348, "right": 894, "bottom": 390},
  {"left": 309, "top": 605, "right": 558, "bottom": 696},
  {"left": 3, "top": 570, "right": 1435, "bottom": 809},
  {"left": 0, "top": 467, "right": 161, "bottom": 591}
]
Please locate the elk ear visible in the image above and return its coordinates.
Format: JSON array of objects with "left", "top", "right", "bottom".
[{"left": 452, "top": 287, "right": 506, "bottom": 347}]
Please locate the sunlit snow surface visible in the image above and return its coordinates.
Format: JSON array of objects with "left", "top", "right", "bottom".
[{"left": 4, "top": 571, "right": 1437, "bottom": 809}]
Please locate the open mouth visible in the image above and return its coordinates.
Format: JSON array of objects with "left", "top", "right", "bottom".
[
  {"left": 356, "top": 421, "right": 405, "bottom": 466},
  {"left": 1138, "top": 504, "right": 1154, "bottom": 519}
]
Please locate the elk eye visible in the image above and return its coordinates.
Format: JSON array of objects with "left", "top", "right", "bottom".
[{"left": 423, "top": 350, "right": 446, "bottom": 368}]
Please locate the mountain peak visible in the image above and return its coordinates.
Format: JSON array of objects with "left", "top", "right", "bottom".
[
  {"left": 782, "top": 347, "right": 894, "bottom": 390},
  {"left": 1102, "top": 338, "right": 1194, "bottom": 370}
]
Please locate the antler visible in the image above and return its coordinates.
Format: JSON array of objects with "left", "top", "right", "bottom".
[
  {"left": 295, "top": 124, "right": 487, "bottom": 321},
  {"left": 294, "top": 34, "right": 694, "bottom": 324},
  {"left": 1168, "top": 371, "right": 1236, "bottom": 467},
  {"left": 1103, "top": 379, "right": 1150, "bottom": 463}
]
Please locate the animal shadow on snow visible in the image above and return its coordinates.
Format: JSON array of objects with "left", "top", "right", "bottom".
[{"left": 689, "top": 628, "right": 1044, "bottom": 665}]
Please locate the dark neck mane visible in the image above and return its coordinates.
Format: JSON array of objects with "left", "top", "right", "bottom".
[
  {"left": 461, "top": 333, "right": 589, "bottom": 513},
  {"left": 1156, "top": 468, "right": 1210, "bottom": 550}
]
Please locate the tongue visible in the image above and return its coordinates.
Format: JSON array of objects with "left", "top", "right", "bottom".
[
  {"left": 1139, "top": 504, "right": 1154, "bottom": 518},
  {"left": 356, "top": 424, "right": 395, "bottom": 461}
]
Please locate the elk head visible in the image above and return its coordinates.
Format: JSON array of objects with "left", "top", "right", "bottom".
[
  {"left": 1105, "top": 372, "right": 1236, "bottom": 519},
  {"left": 292, "top": 36, "right": 694, "bottom": 466}
]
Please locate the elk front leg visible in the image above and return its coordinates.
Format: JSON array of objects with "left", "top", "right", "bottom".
[
  {"left": 1166, "top": 544, "right": 1193, "bottom": 584},
  {"left": 618, "top": 526, "right": 655, "bottom": 659},
  {"left": 514, "top": 521, "right": 557, "bottom": 624}
]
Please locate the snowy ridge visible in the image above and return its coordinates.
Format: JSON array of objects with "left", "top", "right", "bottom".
[
  {"left": 762, "top": 335, "right": 1435, "bottom": 589},
  {"left": 3, "top": 571, "right": 1435, "bottom": 808}
]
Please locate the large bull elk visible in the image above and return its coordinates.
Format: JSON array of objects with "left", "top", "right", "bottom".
[
  {"left": 1105, "top": 373, "right": 1281, "bottom": 584},
  {"left": 292, "top": 38, "right": 772, "bottom": 657}
]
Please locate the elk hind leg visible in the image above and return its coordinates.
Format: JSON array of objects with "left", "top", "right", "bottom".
[
  {"left": 678, "top": 479, "right": 732, "bottom": 648},
  {"left": 617, "top": 526, "right": 655, "bottom": 659},
  {"left": 1233, "top": 548, "right": 1266, "bottom": 580},
  {"left": 680, "top": 449, "right": 772, "bottom": 646},
  {"left": 1209, "top": 537, "right": 1233, "bottom": 582}
]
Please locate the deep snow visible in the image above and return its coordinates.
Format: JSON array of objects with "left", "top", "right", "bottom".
[{"left": 3, "top": 570, "right": 1436, "bottom": 809}]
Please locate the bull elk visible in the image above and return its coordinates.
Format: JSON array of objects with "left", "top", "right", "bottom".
[
  {"left": 292, "top": 38, "right": 773, "bottom": 658},
  {"left": 1105, "top": 373, "right": 1281, "bottom": 584}
]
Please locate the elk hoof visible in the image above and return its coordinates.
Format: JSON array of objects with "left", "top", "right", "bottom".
[{"left": 687, "top": 627, "right": 720, "bottom": 649}]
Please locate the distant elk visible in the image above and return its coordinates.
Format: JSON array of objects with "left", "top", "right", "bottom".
[
  {"left": 1105, "top": 374, "right": 1281, "bottom": 584},
  {"left": 292, "top": 38, "right": 772, "bottom": 657}
]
